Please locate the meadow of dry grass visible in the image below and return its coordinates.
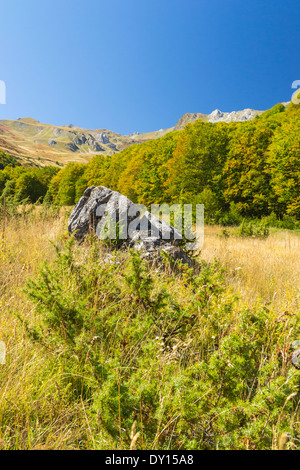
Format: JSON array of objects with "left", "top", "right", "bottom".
[
  {"left": 202, "top": 225, "right": 300, "bottom": 313},
  {"left": 0, "top": 213, "right": 300, "bottom": 449},
  {"left": 0, "top": 209, "right": 94, "bottom": 449}
]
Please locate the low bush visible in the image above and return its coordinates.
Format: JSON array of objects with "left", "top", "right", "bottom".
[
  {"left": 236, "top": 219, "right": 270, "bottom": 238},
  {"left": 15, "top": 237, "right": 300, "bottom": 450}
]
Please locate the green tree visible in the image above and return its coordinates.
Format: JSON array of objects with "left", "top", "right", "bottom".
[
  {"left": 267, "top": 103, "right": 300, "bottom": 217},
  {"left": 223, "top": 120, "right": 279, "bottom": 217}
]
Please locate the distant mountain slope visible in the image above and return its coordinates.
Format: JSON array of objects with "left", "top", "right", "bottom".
[
  {"left": 174, "top": 113, "right": 207, "bottom": 130},
  {"left": 0, "top": 106, "right": 263, "bottom": 167},
  {"left": 173, "top": 108, "right": 264, "bottom": 129}
]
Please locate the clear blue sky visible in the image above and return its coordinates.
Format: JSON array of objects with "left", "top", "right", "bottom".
[{"left": 1, "top": 0, "right": 299, "bottom": 135}]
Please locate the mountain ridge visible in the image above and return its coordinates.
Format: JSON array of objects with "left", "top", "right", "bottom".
[{"left": 0, "top": 106, "right": 265, "bottom": 167}]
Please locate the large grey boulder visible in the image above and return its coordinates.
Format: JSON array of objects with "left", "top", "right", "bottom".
[
  {"left": 68, "top": 186, "right": 137, "bottom": 241},
  {"left": 68, "top": 186, "right": 192, "bottom": 266}
]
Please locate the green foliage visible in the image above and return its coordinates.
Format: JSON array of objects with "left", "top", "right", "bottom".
[
  {"left": 267, "top": 104, "right": 300, "bottom": 217},
  {"left": 259, "top": 103, "right": 286, "bottom": 120},
  {"left": 217, "top": 201, "right": 243, "bottom": 226},
  {"left": 192, "top": 188, "right": 221, "bottom": 224},
  {"left": 20, "top": 240, "right": 300, "bottom": 449},
  {"left": 37, "top": 100, "right": 300, "bottom": 226},
  {"left": 222, "top": 119, "right": 280, "bottom": 218},
  {"left": 0, "top": 165, "right": 59, "bottom": 205},
  {"left": 3, "top": 101, "right": 300, "bottom": 226},
  {"left": 236, "top": 219, "right": 270, "bottom": 238},
  {"left": 47, "top": 163, "right": 86, "bottom": 205},
  {"left": 165, "top": 121, "right": 229, "bottom": 205},
  {"left": 0, "top": 151, "right": 20, "bottom": 170},
  {"left": 262, "top": 212, "right": 300, "bottom": 230}
]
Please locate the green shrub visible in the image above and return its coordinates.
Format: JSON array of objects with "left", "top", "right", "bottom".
[
  {"left": 195, "top": 188, "right": 222, "bottom": 224},
  {"left": 218, "top": 202, "right": 243, "bottom": 226},
  {"left": 0, "top": 151, "right": 20, "bottom": 170},
  {"left": 236, "top": 219, "right": 270, "bottom": 238},
  {"left": 261, "top": 212, "right": 300, "bottom": 231},
  {"left": 18, "top": 238, "right": 300, "bottom": 449}
]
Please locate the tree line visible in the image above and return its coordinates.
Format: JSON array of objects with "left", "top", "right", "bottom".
[{"left": 1, "top": 101, "right": 300, "bottom": 225}]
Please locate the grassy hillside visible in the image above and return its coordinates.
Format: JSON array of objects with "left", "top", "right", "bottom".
[
  {"left": 0, "top": 117, "right": 177, "bottom": 167},
  {"left": 0, "top": 105, "right": 262, "bottom": 168}
]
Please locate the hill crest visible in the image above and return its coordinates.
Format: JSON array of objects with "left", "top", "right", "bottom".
[{"left": 0, "top": 106, "right": 263, "bottom": 167}]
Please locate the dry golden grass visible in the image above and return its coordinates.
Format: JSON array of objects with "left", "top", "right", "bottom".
[
  {"left": 201, "top": 225, "right": 300, "bottom": 313},
  {"left": 0, "top": 209, "right": 100, "bottom": 450},
  {"left": 0, "top": 215, "right": 299, "bottom": 449}
]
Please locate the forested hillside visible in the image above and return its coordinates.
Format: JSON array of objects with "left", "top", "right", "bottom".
[{"left": 1, "top": 101, "right": 300, "bottom": 225}]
